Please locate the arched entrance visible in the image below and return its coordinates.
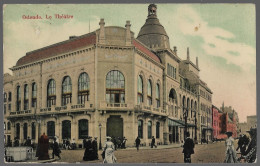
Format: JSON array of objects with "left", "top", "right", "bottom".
[{"left": 106, "top": 115, "right": 123, "bottom": 138}]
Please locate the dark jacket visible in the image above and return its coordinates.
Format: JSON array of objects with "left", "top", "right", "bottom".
[
  {"left": 182, "top": 137, "right": 195, "bottom": 154},
  {"left": 135, "top": 138, "right": 140, "bottom": 146},
  {"left": 53, "top": 141, "right": 61, "bottom": 155}
]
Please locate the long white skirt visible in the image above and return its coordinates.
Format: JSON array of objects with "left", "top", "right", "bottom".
[{"left": 103, "top": 148, "right": 117, "bottom": 163}]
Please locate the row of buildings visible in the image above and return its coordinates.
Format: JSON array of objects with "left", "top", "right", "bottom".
[
  {"left": 3, "top": 4, "right": 243, "bottom": 147},
  {"left": 212, "top": 104, "right": 240, "bottom": 140}
]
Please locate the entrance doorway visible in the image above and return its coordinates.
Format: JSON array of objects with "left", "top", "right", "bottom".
[{"left": 107, "top": 116, "right": 123, "bottom": 139}]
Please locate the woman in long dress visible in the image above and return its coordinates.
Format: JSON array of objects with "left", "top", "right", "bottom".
[
  {"left": 224, "top": 131, "right": 238, "bottom": 163},
  {"left": 103, "top": 136, "right": 117, "bottom": 163}
]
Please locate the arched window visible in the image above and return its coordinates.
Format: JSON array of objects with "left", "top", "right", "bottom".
[
  {"left": 47, "top": 79, "right": 56, "bottom": 107},
  {"left": 62, "top": 120, "right": 71, "bottom": 139},
  {"left": 4, "top": 92, "right": 7, "bottom": 102},
  {"left": 47, "top": 121, "right": 55, "bottom": 138},
  {"left": 24, "top": 84, "right": 29, "bottom": 110},
  {"left": 31, "top": 122, "right": 36, "bottom": 139},
  {"left": 23, "top": 123, "right": 28, "bottom": 139},
  {"left": 32, "top": 83, "right": 37, "bottom": 108},
  {"left": 147, "top": 80, "right": 152, "bottom": 105},
  {"left": 137, "top": 75, "right": 143, "bottom": 104},
  {"left": 138, "top": 120, "right": 143, "bottom": 139},
  {"left": 16, "top": 123, "right": 20, "bottom": 139},
  {"left": 62, "top": 76, "right": 72, "bottom": 106},
  {"left": 156, "top": 122, "right": 160, "bottom": 138},
  {"left": 78, "top": 73, "right": 90, "bottom": 104},
  {"left": 106, "top": 70, "right": 125, "bottom": 103},
  {"left": 7, "top": 122, "right": 11, "bottom": 130},
  {"left": 78, "top": 119, "right": 88, "bottom": 139},
  {"left": 156, "top": 83, "right": 160, "bottom": 108},
  {"left": 148, "top": 121, "right": 152, "bottom": 139},
  {"left": 8, "top": 92, "right": 12, "bottom": 102},
  {"left": 16, "top": 86, "right": 21, "bottom": 111}
]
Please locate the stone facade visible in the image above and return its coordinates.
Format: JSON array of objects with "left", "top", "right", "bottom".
[
  {"left": 4, "top": 4, "right": 213, "bottom": 147},
  {"left": 238, "top": 115, "right": 257, "bottom": 135}
]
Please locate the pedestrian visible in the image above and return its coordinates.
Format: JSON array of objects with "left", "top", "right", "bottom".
[
  {"left": 25, "top": 136, "right": 31, "bottom": 147},
  {"left": 92, "top": 137, "right": 98, "bottom": 160},
  {"left": 242, "top": 128, "right": 256, "bottom": 163},
  {"left": 83, "top": 136, "right": 92, "bottom": 161},
  {"left": 52, "top": 137, "right": 61, "bottom": 160},
  {"left": 121, "top": 137, "right": 127, "bottom": 149},
  {"left": 37, "top": 133, "right": 50, "bottom": 160},
  {"left": 236, "top": 134, "right": 249, "bottom": 156},
  {"left": 83, "top": 138, "right": 87, "bottom": 149},
  {"left": 117, "top": 137, "right": 122, "bottom": 149},
  {"left": 224, "top": 131, "right": 238, "bottom": 163},
  {"left": 103, "top": 136, "right": 117, "bottom": 163},
  {"left": 135, "top": 137, "right": 141, "bottom": 151},
  {"left": 14, "top": 137, "right": 19, "bottom": 147},
  {"left": 66, "top": 139, "right": 71, "bottom": 150},
  {"left": 112, "top": 136, "right": 117, "bottom": 150},
  {"left": 151, "top": 136, "right": 157, "bottom": 148},
  {"left": 71, "top": 138, "right": 76, "bottom": 150},
  {"left": 182, "top": 132, "right": 195, "bottom": 163}
]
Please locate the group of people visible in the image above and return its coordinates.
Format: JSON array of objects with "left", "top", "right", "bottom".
[
  {"left": 83, "top": 136, "right": 98, "bottom": 161},
  {"left": 224, "top": 127, "right": 257, "bottom": 163},
  {"left": 111, "top": 136, "right": 127, "bottom": 150},
  {"left": 62, "top": 138, "right": 76, "bottom": 150}
]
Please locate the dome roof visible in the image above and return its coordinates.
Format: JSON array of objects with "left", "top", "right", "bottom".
[{"left": 137, "top": 4, "right": 170, "bottom": 50}]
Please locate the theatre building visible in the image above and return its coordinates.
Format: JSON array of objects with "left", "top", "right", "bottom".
[{"left": 4, "top": 4, "right": 212, "bottom": 147}]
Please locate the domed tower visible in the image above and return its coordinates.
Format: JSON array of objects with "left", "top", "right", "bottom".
[{"left": 137, "top": 4, "right": 170, "bottom": 50}]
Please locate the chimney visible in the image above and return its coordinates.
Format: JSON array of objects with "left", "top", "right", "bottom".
[
  {"left": 196, "top": 56, "right": 199, "bottom": 68},
  {"left": 125, "top": 20, "right": 131, "bottom": 46},
  {"left": 99, "top": 18, "right": 105, "bottom": 44},
  {"left": 173, "top": 46, "right": 177, "bottom": 55},
  {"left": 187, "top": 47, "right": 190, "bottom": 61}
]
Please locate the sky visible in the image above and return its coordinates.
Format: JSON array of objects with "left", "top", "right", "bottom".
[{"left": 3, "top": 4, "right": 256, "bottom": 122}]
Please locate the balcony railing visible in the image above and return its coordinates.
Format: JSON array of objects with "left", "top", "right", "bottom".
[{"left": 10, "top": 109, "right": 32, "bottom": 115}]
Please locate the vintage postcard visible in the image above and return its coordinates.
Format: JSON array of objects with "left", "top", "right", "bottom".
[{"left": 2, "top": 3, "right": 257, "bottom": 164}]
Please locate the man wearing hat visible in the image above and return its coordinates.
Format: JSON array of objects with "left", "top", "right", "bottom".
[
  {"left": 242, "top": 128, "right": 256, "bottom": 163},
  {"left": 224, "top": 131, "right": 238, "bottom": 163}
]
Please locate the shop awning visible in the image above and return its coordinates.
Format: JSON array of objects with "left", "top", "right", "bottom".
[{"left": 168, "top": 118, "right": 196, "bottom": 127}]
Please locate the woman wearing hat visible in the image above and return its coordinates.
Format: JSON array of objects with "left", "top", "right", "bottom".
[
  {"left": 103, "top": 136, "right": 117, "bottom": 163},
  {"left": 224, "top": 131, "right": 238, "bottom": 163}
]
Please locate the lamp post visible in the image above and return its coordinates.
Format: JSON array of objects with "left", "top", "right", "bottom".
[
  {"left": 207, "top": 108, "right": 209, "bottom": 144},
  {"left": 193, "top": 110, "right": 197, "bottom": 143},
  {"left": 99, "top": 123, "right": 102, "bottom": 150},
  {"left": 183, "top": 107, "right": 188, "bottom": 140}
]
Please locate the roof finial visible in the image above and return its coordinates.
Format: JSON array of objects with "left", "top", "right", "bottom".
[
  {"left": 148, "top": 4, "right": 157, "bottom": 17},
  {"left": 196, "top": 56, "right": 199, "bottom": 68},
  {"left": 187, "top": 47, "right": 190, "bottom": 61}
]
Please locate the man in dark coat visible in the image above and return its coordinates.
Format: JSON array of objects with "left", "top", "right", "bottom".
[
  {"left": 112, "top": 136, "right": 117, "bottom": 150},
  {"left": 122, "top": 137, "right": 127, "bottom": 149},
  {"left": 135, "top": 137, "right": 141, "bottom": 151},
  {"left": 52, "top": 137, "right": 61, "bottom": 159},
  {"left": 236, "top": 134, "right": 249, "bottom": 156},
  {"left": 151, "top": 136, "right": 157, "bottom": 148},
  {"left": 182, "top": 132, "right": 195, "bottom": 163},
  {"left": 242, "top": 128, "right": 256, "bottom": 163}
]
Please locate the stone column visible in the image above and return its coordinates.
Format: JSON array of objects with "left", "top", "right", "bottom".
[
  {"left": 163, "top": 118, "right": 169, "bottom": 145},
  {"left": 56, "top": 79, "right": 62, "bottom": 106},
  {"left": 21, "top": 85, "right": 24, "bottom": 111}
]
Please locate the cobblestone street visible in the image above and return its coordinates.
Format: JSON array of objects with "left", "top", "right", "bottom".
[{"left": 53, "top": 140, "right": 236, "bottom": 163}]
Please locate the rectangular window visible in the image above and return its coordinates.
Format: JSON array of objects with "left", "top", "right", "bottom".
[{"left": 8, "top": 104, "right": 11, "bottom": 111}]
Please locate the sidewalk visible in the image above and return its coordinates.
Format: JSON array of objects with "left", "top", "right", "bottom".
[{"left": 7, "top": 143, "right": 183, "bottom": 163}]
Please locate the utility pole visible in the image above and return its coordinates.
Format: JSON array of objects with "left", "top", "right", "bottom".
[{"left": 207, "top": 108, "right": 209, "bottom": 144}]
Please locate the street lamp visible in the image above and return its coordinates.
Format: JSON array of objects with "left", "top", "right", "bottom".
[
  {"left": 207, "top": 108, "right": 209, "bottom": 144},
  {"left": 192, "top": 110, "right": 197, "bottom": 143},
  {"left": 99, "top": 123, "right": 102, "bottom": 150}
]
